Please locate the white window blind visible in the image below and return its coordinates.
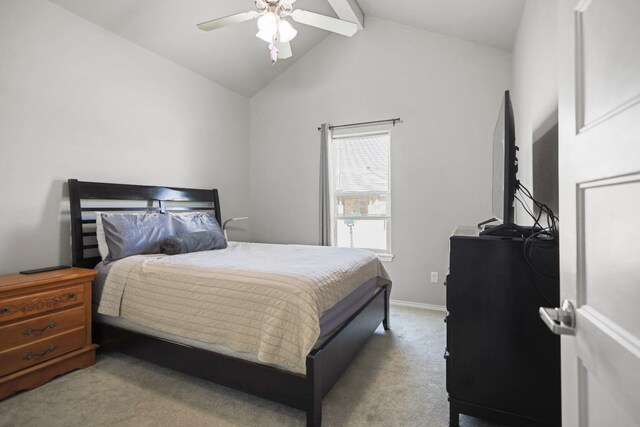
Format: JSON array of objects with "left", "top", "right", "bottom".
[{"left": 331, "top": 131, "right": 391, "bottom": 253}]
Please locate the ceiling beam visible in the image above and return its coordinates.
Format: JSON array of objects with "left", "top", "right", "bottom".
[{"left": 326, "top": 0, "right": 364, "bottom": 30}]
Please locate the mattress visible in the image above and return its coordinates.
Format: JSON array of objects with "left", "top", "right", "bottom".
[
  {"left": 94, "top": 264, "right": 378, "bottom": 341},
  {"left": 93, "top": 277, "right": 379, "bottom": 372},
  {"left": 94, "top": 242, "right": 390, "bottom": 374}
]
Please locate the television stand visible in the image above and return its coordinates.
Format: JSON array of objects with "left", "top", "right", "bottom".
[
  {"left": 446, "top": 226, "right": 560, "bottom": 426},
  {"left": 480, "top": 222, "right": 539, "bottom": 238},
  {"left": 477, "top": 217, "right": 500, "bottom": 228}
]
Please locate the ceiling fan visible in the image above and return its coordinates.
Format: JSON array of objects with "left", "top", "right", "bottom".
[{"left": 197, "top": 0, "right": 358, "bottom": 64}]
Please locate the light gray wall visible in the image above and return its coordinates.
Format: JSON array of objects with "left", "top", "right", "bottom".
[
  {"left": 0, "top": 0, "right": 250, "bottom": 274},
  {"left": 249, "top": 17, "right": 512, "bottom": 306},
  {"left": 511, "top": 0, "right": 559, "bottom": 224}
]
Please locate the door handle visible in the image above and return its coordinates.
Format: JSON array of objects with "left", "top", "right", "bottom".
[{"left": 539, "top": 299, "right": 576, "bottom": 336}]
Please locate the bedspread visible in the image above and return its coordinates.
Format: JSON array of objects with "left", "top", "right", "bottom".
[{"left": 98, "top": 242, "right": 390, "bottom": 374}]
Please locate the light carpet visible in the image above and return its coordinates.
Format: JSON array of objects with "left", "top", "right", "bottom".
[{"left": 0, "top": 306, "right": 499, "bottom": 426}]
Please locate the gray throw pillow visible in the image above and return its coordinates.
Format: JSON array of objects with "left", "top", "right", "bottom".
[
  {"left": 170, "top": 212, "right": 227, "bottom": 250},
  {"left": 160, "top": 231, "right": 216, "bottom": 255},
  {"left": 101, "top": 212, "right": 174, "bottom": 263}
]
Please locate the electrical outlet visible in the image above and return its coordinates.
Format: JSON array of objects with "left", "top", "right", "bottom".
[{"left": 430, "top": 271, "right": 438, "bottom": 283}]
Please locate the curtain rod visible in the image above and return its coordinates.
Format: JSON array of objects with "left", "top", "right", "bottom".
[{"left": 317, "top": 118, "right": 401, "bottom": 131}]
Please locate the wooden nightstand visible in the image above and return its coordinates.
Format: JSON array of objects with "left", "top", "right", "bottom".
[{"left": 0, "top": 268, "right": 97, "bottom": 400}]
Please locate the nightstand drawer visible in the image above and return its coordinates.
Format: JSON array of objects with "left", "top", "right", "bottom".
[
  {"left": 0, "top": 327, "right": 85, "bottom": 377},
  {"left": 0, "top": 306, "right": 85, "bottom": 352},
  {"left": 0, "top": 284, "right": 84, "bottom": 324}
]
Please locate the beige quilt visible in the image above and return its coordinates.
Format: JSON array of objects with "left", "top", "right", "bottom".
[{"left": 98, "top": 242, "right": 390, "bottom": 374}]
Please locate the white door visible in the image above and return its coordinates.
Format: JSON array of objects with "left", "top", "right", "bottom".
[{"left": 550, "top": 0, "right": 640, "bottom": 425}]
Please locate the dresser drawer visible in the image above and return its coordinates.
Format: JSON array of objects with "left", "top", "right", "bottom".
[
  {"left": 0, "top": 284, "right": 84, "bottom": 324},
  {"left": 0, "top": 327, "right": 85, "bottom": 377},
  {"left": 0, "top": 306, "right": 85, "bottom": 352}
]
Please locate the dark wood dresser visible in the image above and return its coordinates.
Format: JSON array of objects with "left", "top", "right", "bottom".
[
  {"left": 446, "top": 227, "right": 560, "bottom": 426},
  {"left": 0, "top": 268, "right": 97, "bottom": 400}
]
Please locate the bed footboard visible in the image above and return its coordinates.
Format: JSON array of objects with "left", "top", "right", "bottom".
[{"left": 306, "top": 283, "right": 391, "bottom": 426}]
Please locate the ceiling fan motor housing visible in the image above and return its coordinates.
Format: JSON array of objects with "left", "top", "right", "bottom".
[{"left": 256, "top": 0, "right": 295, "bottom": 17}]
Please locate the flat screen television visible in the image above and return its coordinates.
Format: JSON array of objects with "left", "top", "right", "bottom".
[{"left": 479, "top": 90, "right": 529, "bottom": 236}]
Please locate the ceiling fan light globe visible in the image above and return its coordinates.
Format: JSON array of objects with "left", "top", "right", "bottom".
[
  {"left": 257, "top": 12, "right": 278, "bottom": 33},
  {"left": 256, "top": 29, "right": 274, "bottom": 43},
  {"left": 278, "top": 19, "right": 297, "bottom": 43}
]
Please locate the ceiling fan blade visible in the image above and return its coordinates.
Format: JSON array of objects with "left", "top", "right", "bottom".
[
  {"left": 197, "top": 11, "right": 259, "bottom": 31},
  {"left": 291, "top": 10, "right": 357, "bottom": 37},
  {"left": 275, "top": 40, "right": 293, "bottom": 59}
]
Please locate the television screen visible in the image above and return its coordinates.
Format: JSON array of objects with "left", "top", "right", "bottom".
[
  {"left": 491, "top": 99, "right": 506, "bottom": 222},
  {"left": 490, "top": 91, "right": 516, "bottom": 224},
  {"left": 481, "top": 90, "right": 517, "bottom": 236}
]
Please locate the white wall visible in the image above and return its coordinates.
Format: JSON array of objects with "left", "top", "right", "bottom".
[
  {"left": 511, "top": 0, "right": 559, "bottom": 224},
  {"left": 249, "top": 17, "right": 511, "bottom": 306},
  {"left": 0, "top": 0, "right": 250, "bottom": 274}
]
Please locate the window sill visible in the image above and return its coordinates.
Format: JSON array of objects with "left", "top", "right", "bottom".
[{"left": 376, "top": 253, "right": 395, "bottom": 262}]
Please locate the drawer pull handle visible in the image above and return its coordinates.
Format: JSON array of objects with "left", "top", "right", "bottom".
[
  {"left": 0, "top": 306, "right": 8, "bottom": 314},
  {"left": 23, "top": 321, "right": 57, "bottom": 336},
  {"left": 24, "top": 344, "right": 57, "bottom": 361}
]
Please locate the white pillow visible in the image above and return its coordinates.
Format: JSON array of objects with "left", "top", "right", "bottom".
[{"left": 95, "top": 212, "right": 109, "bottom": 259}]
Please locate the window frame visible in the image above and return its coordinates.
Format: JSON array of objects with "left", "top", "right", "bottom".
[{"left": 329, "top": 129, "right": 392, "bottom": 257}]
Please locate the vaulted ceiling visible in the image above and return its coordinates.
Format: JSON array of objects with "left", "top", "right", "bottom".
[
  {"left": 48, "top": 0, "right": 524, "bottom": 97},
  {"left": 360, "top": 0, "right": 525, "bottom": 51}
]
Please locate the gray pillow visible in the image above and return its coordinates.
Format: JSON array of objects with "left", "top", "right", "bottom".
[
  {"left": 160, "top": 231, "right": 216, "bottom": 255},
  {"left": 170, "top": 212, "right": 227, "bottom": 250},
  {"left": 101, "top": 212, "right": 174, "bottom": 263}
]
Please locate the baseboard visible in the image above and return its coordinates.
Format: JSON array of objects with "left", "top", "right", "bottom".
[{"left": 390, "top": 299, "right": 446, "bottom": 312}]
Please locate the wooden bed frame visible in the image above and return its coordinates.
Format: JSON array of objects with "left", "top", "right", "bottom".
[{"left": 68, "top": 179, "right": 391, "bottom": 427}]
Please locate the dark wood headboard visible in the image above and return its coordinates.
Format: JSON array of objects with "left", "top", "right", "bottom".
[{"left": 68, "top": 179, "right": 221, "bottom": 268}]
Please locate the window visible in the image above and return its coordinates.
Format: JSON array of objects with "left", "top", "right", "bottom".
[{"left": 330, "top": 130, "right": 391, "bottom": 255}]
